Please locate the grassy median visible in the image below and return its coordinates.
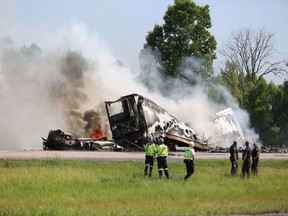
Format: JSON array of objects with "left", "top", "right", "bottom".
[{"left": 0, "top": 159, "right": 287, "bottom": 215}]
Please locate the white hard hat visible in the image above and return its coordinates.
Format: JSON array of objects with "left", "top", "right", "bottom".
[{"left": 189, "top": 141, "right": 194, "bottom": 148}]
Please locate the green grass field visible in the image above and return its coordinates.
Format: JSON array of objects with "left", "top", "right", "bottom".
[{"left": 0, "top": 159, "right": 287, "bottom": 216}]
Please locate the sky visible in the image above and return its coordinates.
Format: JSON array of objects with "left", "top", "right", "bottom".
[
  {"left": 1, "top": 0, "right": 288, "bottom": 83},
  {"left": 0, "top": 0, "right": 287, "bottom": 150}
]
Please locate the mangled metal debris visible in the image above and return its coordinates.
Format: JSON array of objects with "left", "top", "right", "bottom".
[
  {"left": 43, "top": 94, "right": 247, "bottom": 152},
  {"left": 105, "top": 93, "right": 208, "bottom": 151},
  {"left": 42, "top": 129, "right": 117, "bottom": 151}
]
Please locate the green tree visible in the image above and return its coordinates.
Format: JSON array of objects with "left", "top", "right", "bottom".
[
  {"left": 243, "top": 79, "right": 272, "bottom": 132},
  {"left": 217, "top": 61, "right": 242, "bottom": 105},
  {"left": 242, "top": 78, "right": 287, "bottom": 145},
  {"left": 267, "top": 82, "right": 282, "bottom": 127},
  {"left": 261, "top": 82, "right": 282, "bottom": 145},
  {"left": 140, "top": 0, "right": 216, "bottom": 88},
  {"left": 279, "top": 81, "right": 288, "bottom": 128},
  {"left": 278, "top": 81, "right": 288, "bottom": 145}
]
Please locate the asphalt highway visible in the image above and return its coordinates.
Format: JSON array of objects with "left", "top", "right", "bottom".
[{"left": 0, "top": 150, "right": 287, "bottom": 161}]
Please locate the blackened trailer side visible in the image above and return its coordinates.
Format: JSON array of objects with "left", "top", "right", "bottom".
[{"left": 104, "top": 94, "right": 208, "bottom": 151}]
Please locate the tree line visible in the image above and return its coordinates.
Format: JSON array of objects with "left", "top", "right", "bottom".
[{"left": 139, "top": 0, "right": 288, "bottom": 147}]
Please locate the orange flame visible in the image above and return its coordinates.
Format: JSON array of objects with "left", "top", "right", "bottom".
[{"left": 90, "top": 124, "right": 105, "bottom": 139}]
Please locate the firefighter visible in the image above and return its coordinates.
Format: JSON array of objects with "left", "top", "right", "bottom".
[
  {"left": 144, "top": 135, "right": 156, "bottom": 177},
  {"left": 241, "top": 141, "right": 252, "bottom": 178},
  {"left": 229, "top": 141, "right": 239, "bottom": 175},
  {"left": 156, "top": 137, "right": 169, "bottom": 179},
  {"left": 184, "top": 141, "right": 195, "bottom": 181},
  {"left": 251, "top": 142, "right": 260, "bottom": 175}
]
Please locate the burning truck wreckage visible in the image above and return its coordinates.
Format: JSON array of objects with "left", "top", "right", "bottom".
[{"left": 42, "top": 93, "right": 245, "bottom": 152}]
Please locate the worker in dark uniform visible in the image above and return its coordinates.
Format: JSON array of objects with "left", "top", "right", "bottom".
[
  {"left": 251, "top": 142, "right": 260, "bottom": 175},
  {"left": 184, "top": 141, "right": 195, "bottom": 181},
  {"left": 144, "top": 136, "right": 156, "bottom": 177},
  {"left": 156, "top": 137, "right": 169, "bottom": 179},
  {"left": 241, "top": 141, "right": 252, "bottom": 178},
  {"left": 229, "top": 141, "right": 239, "bottom": 175}
]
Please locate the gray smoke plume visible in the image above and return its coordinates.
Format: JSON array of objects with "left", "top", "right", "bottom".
[
  {"left": 0, "top": 20, "right": 258, "bottom": 150},
  {"left": 49, "top": 51, "right": 90, "bottom": 137},
  {"left": 0, "top": 45, "right": 103, "bottom": 149},
  {"left": 83, "top": 109, "right": 102, "bottom": 137}
]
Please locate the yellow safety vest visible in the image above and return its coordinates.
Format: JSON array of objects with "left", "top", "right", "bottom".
[
  {"left": 184, "top": 147, "right": 193, "bottom": 160},
  {"left": 145, "top": 143, "right": 156, "bottom": 156},
  {"left": 157, "top": 144, "right": 168, "bottom": 157}
]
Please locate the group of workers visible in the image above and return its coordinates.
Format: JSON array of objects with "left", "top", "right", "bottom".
[
  {"left": 144, "top": 135, "right": 260, "bottom": 180},
  {"left": 229, "top": 140, "right": 260, "bottom": 178},
  {"left": 144, "top": 135, "right": 195, "bottom": 180}
]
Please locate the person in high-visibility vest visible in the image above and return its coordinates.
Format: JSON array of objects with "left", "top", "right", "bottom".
[
  {"left": 156, "top": 137, "right": 169, "bottom": 179},
  {"left": 184, "top": 141, "right": 195, "bottom": 180},
  {"left": 144, "top": 136, "right": 157, "bottom": 177}
]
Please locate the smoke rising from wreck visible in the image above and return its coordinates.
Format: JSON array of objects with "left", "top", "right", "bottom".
[
  {"left": 0, "top": 22, "right": 153, "bottom": 150},
  {"left": 0, "top": 21, "right": 258, "bottom": 150},
  {"left": 139, "top": 50, "right": 259, "bottom": 147}
]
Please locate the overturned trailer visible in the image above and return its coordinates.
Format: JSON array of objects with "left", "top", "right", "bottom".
[
  {"left": 105, "top": 93, "right": 208, "bottom": 151},
  {"left": 209, "top": 107, "right": 246, "bottom": 148}
]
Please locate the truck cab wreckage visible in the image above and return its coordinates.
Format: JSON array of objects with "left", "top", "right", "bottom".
[{"left": 104, "top": 94, "right": 208, "bottom": 151}]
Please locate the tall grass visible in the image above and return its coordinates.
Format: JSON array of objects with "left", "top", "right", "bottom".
[{"left": 0, "top": 159, "right": 287, "bottom": 215}]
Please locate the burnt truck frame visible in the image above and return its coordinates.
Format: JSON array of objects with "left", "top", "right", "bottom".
[
  {"left": 42, "top": 129, "right": 116, "bottom": 151},
  {"left": 42, "top": 129, "right": 83, "bottom": 150},
  {"left": 105, "top": 93, "right": 208, "bottom": 151}
]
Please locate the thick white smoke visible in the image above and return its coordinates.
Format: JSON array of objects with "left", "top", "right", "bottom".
[
  {"left": 0, "top": 18, "right": 258, "bottom": 150},
  {"left": 139, "top": 51, "right": 260, "bottom": 148},
  {"left": 0, "top": 21, "right": 163, "bottom": 150}
]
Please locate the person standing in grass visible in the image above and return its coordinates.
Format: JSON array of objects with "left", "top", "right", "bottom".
[
  {"left": 156, "top": 137, "right": 169, "bottom": 179},
  {"left": 144, "top": 135, "right": 157, "bottom": 177},
  {"left": 184, "top": 141, "right": 195, "bottom": 181},
  {"left": 251, "top": 142, "right": 260, "bottom": 175},
  {"left": 241, "top": 141, "right": 252, "bottom": 178},
  {"left": 229, "top": 141, "right": 239, "bottom": 175}
]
